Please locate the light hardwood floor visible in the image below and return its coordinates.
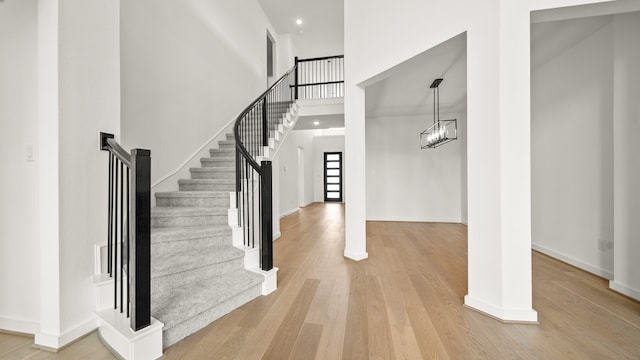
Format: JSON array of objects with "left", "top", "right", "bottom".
[{"left": 2, "top": 202, "right": 639, "bottom": 359}]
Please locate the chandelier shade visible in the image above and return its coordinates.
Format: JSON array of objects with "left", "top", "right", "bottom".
[{"left": 420, "top": 78, "right": 457, "bottom": 149}]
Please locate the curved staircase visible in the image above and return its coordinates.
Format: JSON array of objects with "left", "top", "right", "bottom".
[{"left": 150, "top": 99, "right": 298, "bottom": 347}]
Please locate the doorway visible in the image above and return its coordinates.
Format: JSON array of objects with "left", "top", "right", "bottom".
[
  {"left": 324, "top": 152, "right": 342, "bottom": 202},
  {"left": 297, "top": 147, "right": 305, "bottom": 207},
  {"left": 266, "top": 31, "right": 275, "bottom": 87}
]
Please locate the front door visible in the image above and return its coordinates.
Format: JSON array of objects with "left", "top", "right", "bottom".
[{"left": 324, "top": 152, "right": 342, "bottom": 202}]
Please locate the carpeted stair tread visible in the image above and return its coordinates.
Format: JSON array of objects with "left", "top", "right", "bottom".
[
  {"left": 152, "top": 270, "right": 263, "bottom": 331},
  {"left": 178, "top": 179, "right": 234, "bottom": 185},
  {"left": 151, "top": 206, "right": 227, "bottom": 217},
  {"left": 156, "top": 191, "right": 228, "bottom": 198},
  {"left": 151, "top": 225, "right": 231, "bottom": 243},
  {"left": 178, "top": 179, "right": 235, "bottom": 191},
  {"left": 190, "top": 167, "right": 235, "bottom": 172},
  {"left": 152, "top": 245, "right": 244, "bottom": 278}
]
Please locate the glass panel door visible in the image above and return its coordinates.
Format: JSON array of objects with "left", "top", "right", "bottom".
[{"left": 324, "top": 152, "right": 342, "bottom": 202}]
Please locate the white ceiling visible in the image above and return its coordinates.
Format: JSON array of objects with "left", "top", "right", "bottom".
[
  {"left": 257, "top": 0, "right": 344, "bottom": 58},
  {"left": 365, "top": 32, "right": 467, "bottom": 119}
]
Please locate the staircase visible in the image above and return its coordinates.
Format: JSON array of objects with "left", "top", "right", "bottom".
[{"left": 149, "top": 102, "right": 298, "bottom": 347}]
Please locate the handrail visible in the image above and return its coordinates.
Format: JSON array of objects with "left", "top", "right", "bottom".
[
  {"left": 233, "top": 65, "right": 297, "bottom": 172},
  {"left": 233, "top": 64, "right": 297, "bottom": 272},
  {"left": 293, "top": 55, "right": 344, "bottom": 100},
  {"left": 297, "top": 54, "right": 344, "bottom": 62},
  {"left": 99, "top": 132, "right": 151, "bottom": 332},
  {"left": 106, "top": 137, "right": 132, "bottom": 168}
]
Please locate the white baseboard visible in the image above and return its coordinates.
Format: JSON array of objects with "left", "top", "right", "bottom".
[
  {"left": 609, "top": 280, "right": 640, "bottom": 301},
  {"left": 532, "top": 243, "right": 614, "bottom": 279},
  {"left": 35, "top": 317, "right": 97, "bottom": 349},
  {"left": 273, "top": 232, "right": 281, "bottom": 241},
  {"left": 280, "top": 207, "right": 299, "bottom": 218},
  {"left": 461, "top": 218, "right": 468, "bottom": 226},
  {"left": 344, "top": 251, "right": 368, "bottom": 261},
  {"left": 464, "top": 295, "right": 538, "bottom": 323},
  {"left": 0, "top": 316, "right": 39, "bottom": 335},
  {"left": 366, "top": 216, "right": 462, "bottom": 223}
]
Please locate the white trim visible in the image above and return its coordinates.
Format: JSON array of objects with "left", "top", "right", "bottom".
[
  {"left": 280, "top": 207, "right": 299, "bottom": 218},
  {"left": 35, "top": 317, "right": 97, "bottom": 350},
  {"left": 461, "top": 218, "right": 468, "bottom": 226},
  {"left": 273, "top": 232, "right": 282, "bottom": 241},
  {"left": 96, "top": 310, "right": 164, "bottom": 360},
  {"left": 270, "top": 107, "right": 299, "bottom": 160},
  {"left": 0, "top": 317, "right": 39, "bottom": 335},
  {"left": 344, "top": 251, "right": 368, "bottom": 261},
  {"left": 609, "top": 281, "right": 640, "bottom": 302},
  {"left": 464, "top": 295, "right": 538, "bottom": 323},
  {"left": 366, "top": 216, "right": 462, "bottom": 223},
  {"left": 532, "top": 243, "right": 614, "bottom": 280},
  {"left": 151, "top": 116, "right": 237, "bottom": 189}
]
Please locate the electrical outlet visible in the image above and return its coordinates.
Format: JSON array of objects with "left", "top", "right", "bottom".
[{"left": 598, "top": 239, "right": 613, "bottom": 251}]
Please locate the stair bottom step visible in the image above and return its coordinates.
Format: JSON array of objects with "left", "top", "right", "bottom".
[{"left": 162, "top": 281, "right": 262, "bottom": 348}]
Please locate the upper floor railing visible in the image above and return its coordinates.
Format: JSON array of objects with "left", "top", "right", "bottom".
[
  {"left": 100, "top": 132, "right": 151, "bottom": 332},
  {"left": 233, "top": 55, "right": 344, "bottom": 273},
  {"left": 294, "top": 55, "right": 344, "bottom": 100}
]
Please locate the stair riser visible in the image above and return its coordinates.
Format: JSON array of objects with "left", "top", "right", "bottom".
[
  {"left": 151, "top": 236, "right": 230, "bottom": 258},
  {"left": 178, "top": 183, "right": 235, "bottom": 192},
  {"left": 190, "top": 171, "right": 235, "bottom": 180},
  {"left": 151, "top": 257, "right": 244, "bottom": 296},
  {"left": 156, "top": 196, "right": 230, "bottom": 208},
  {"left": 209, "top": 149, "right": 235, "bottom": 157},
  {"left": 151, "top": 215, "right": 227, "bottom": 227},
  {"left": 200, "top": 159, "right": 235, "bottom": 168},
  {"left": 161, "top": 284, "right": 262, "bottom": 348}
]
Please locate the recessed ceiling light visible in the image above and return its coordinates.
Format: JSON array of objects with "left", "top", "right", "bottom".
[
  {"left": 314, "top": 121, "right": 319, "bottom": 125},
  {"left": 296, "top": 19, "right": 303, "bottom": 25}
]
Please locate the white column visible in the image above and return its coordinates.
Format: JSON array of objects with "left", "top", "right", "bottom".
[
  {"left": 611, "top": 12, "right": 640, "bottom": 301},
  {"left": 343, "top": 82, "right": 368, "bottom": 261},
  {"left": 36, "top": 0, "right": 62, "bottom": 348},
  {"left": 464, "top": 2, "right": 537, "bottom": 322}
]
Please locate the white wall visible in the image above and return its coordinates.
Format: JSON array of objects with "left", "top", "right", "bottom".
[
  {"left": 611, "top": 11, "right": 640, "bottom": 300},
  {"left": 120, "top": 0, "right": 282, "bottom": 187},
  {"left": 366, "top": 115, "right": 461, "bottom": 222},
  {"left": 277, "top": 130, "right": 315, "bottom": 217},
  {"left": 0, "top": 0, "right": 40, "bottom": 334},
  {"left": 459, "top": 111, "right": 468, "bottom": 224},
  {"left": 313, "top": 135, "right": 346, "bottom": 203},
  {"left": 531, "top": 19, "right": 615, "bottom": 278}
]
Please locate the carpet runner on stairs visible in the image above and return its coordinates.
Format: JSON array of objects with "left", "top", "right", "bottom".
[{"left": 150, "top": 132, "right": 263, "bottom": 348}]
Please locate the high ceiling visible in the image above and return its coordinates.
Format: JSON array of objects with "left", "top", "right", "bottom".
[
  {"left": 365, "top": 33, "right": 467, "bottom": 119},
  {"left": 259, "top": 1, "right": 639, "bottom": 125},
  {"left": 257, "top": 0, "right": 344, "bottom": 58}
]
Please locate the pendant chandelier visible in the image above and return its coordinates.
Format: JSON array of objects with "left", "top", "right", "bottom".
[{"left": 420, "top": 78, "right": 457, "bottom": 149}]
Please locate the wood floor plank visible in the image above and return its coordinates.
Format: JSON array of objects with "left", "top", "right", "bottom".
[
  {"left": 342, "top": 261, "right": 368, "bottom": 360},
  {"left": 289, "top": 323, "right": 323, "bottom": 360},
  {"left": 261, "top": 278, "right": 320, "bottom": 359}
]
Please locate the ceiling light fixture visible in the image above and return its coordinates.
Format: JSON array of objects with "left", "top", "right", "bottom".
[
  {"left": 296, "top": 18, "right": 303, "bottom": 25},
  {"left": 420, "top": 78, "right": 457, "bottom": 149},
  {"left": 313, "top": 121, "right": 319, "bottom": 125}
]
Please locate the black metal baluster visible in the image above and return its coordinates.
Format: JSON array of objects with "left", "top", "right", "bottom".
[
  {"left": 108, "top": 154, "right": 113, "bottom": 276},
  {"left": 126, "top": 167, "right": 130, "bottom": 317},
  {"left": 114, "top": 159, "right": 119, "bottom": 309},
  {"left": 120, "top": 161, "right": 124, "bottom": 313}
]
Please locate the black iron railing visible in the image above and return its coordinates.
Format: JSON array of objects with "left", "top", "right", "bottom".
[
  {"left": 234, "top": 66, "right": 297, "bottom": 271},
  {"left": 294, "top": 55, "right": 344, "bottom": 100},
  {"left": 100, "top": 132, "right": 151, "bottom": 331}
]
